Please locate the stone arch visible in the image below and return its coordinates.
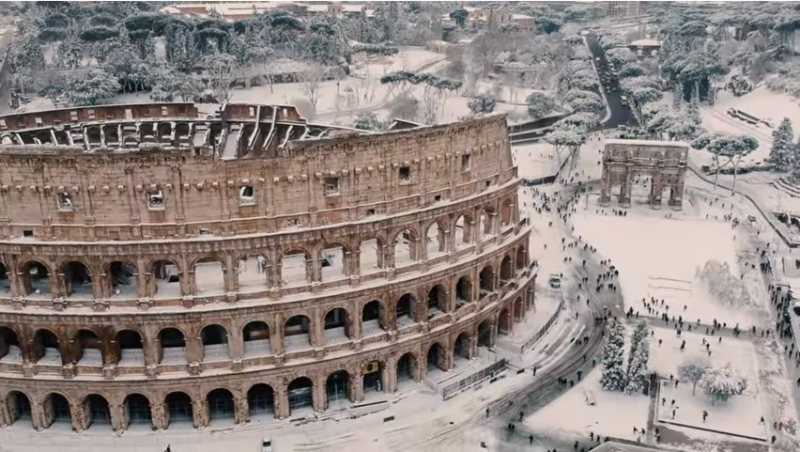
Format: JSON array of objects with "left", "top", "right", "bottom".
[
  {"left": 453, "top": 213, "right": 472, "bottom": 249},
  {"left": 281, "top": 248, "right": 311, "bottom": 286},
  {"left": 362, "top": 299, "right": 385, "bottom": 335},
  {"left": 73, "top": 329, "right": 102, "bottom": 365},
  {"left": 513, "top": 297, "right": 524, "bottom": 321},
  {"left": 151, "top": 259, "right": 182, "bottom": 298},
  {"left": 61, "top": 260, "right": 94, "bottom": 298},
  {"left": 158, "top": 327, "right": 187, "bottom": 364},
  {"left": 287, "top": 377, "right": 314, "bottom": 414},
  {"left": 5, "top": 390, "right": 32, "bottom": 427},
  {"left": 0, "top": 261, "right": 11, "bottom": 296},
  {"left": 42, "top": 392, "right": 71, "bottom": 426},
  {"left": 32, "top": 328, "right": 62, "bottom": 364},
  {"left": 423, "top": 219, "right": 448, "bottom": 258},
  {"left": 192, "top": 256, "right": 226, "bottom": 296},
  {"left": 395, "top": 293, "right": 417, "bottom": 328},
  {"left": 477, "top": 319, "right": 493, "bottom": 347},
  {"left": 479, "top": 265, "right": 495, "bottom": 295},
  {"left": 285, "top": 315, "right": 312, "bottom": 350},
  {"left": 455, "top": 275, "right": 472, "bottom": 309},
  {"left": 326, "top": 370, "right": 352, "bottom": 405},
  {"left": 164, "top": 391, "right": 193, "bottom": 426},
  {"left": 18, "top": 259, "right": 52, "bottom": 296},
  {"left": 123, "top": 393, "right": 152, "bottom": 428},
  {"left": 426, "top": 342, "right": 447, "bottom": 372},
  {"left": 320, "top": 242, "right": 350, "bottom": 282},
  {"left": 500, "top": 255, "right": 514, "bottom": 282},
  {"left": 107, "top": 260, "right": 138, "bottom": 298},
  {"left": 323, "top": 307, "right": 351, "bottom": 344},
  {"left": 392, "top": 227, "right": 418, "bottom": 267},
  {"left": 115, "top": 329, "right": 144, "bottom": 366},
  {"left": 206, "top": 388, "right": 235, "bottom": 423},
  {"left": 0, "top": 326, "right": 21, "bottom": 362},
  {"left": 84, "top": 393, "right": 112, "bottom": 429},
  {"left": 426, "top": 284, "right": 448, "bottom": 318},
  {"left": 516, "top": 246, "right": 527, "bottom": 270},
  {"left": 499, "top": 308, "right": 512, "bottom": 335},
  {"left": 200, "top": 324, "right": 230, "bottom": 361},
  {"left": 247, "top": 383, "right": 275, "bottom": 418},
  {"left": 236, "top": 252, "right": 270, "bottom": 293},
  {"left": 362, "top": 359, "right": 385, "bottom": 395},
  {"left": 396, "top": 352, "right": 418, "bottom": 385},
  {"left": 359, "top": 236, "right": 386, "bottom": 275},
  {"left": 500, "top": 197, "right": 514, "bottom": 227},
  {"left": 242, "top": 321, "right": 271, "bottom": 358}
]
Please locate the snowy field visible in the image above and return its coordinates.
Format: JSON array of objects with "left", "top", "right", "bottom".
[{"left": 650, "top": 327, "right": 766, "bottom": 440}]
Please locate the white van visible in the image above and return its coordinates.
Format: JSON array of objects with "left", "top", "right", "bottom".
[
  {"left": 549, "top": 274, "right": 562, "bottom": 289},
  {"left": 262, "top": 437, "right": 273, "bottom": 452}
]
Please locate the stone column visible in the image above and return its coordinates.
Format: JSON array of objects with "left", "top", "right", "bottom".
[
  {"left": 312, "top": 378, "right": 326, "bottom": 412},
  {"left": 223, "top": 254, "right": 236, "bottom": 294},
  {"left": 143, "top": 329, "right": 160, "bottom": 376},
  {"left": 110, "top": 404, "right": 126, "bottom": 432},
  {"left": 271, "top": 313, "right": 286, "bottom": 357},
  {"left": 228, "top": 325, "right": 244, "bottom": 368},
  {"left": 179, "top": 264, "right": 191, "bottom": 297},
  {"left": 274, "top": 386, "right": 289, "bottom": 419},
  {"left": 311, "top": 308, "right": 324, "bottom": 349},
  {"left": 136, "top": 258, "right": 148, "bottom": 298},
  {"left": 650, "top": 173, "right": 663, "bottom": 207},
  {"left": 234, "top": 396, "right": 247, "bottom": 424},
  {"left": 467, "top": 335, "right": 477, "bottom": 360},
  {"left": 151, "top": 402, "right": 168, "bottom": 431},
  {"left": 671, "top": 176, "right": 685, "bottom": 209},
  {"left": 619, "top": 170, "right": 632, "bottom": 205},
  {"left": 384, "top": 244, "right": 396, "bottom": 270},
  {"left": 32, "top": 401, "right": 50, "bottom": 430},
  {"left": 350, "top": 371, "right": 364, "bottom": 402},
  {"left": 70, "top": 402, "right": 88, "bottom": 432},
  {"left": 192, "top": 398, "right": 208, "bottom": 429},
  {"left": 0, "top": 398, "right": 11, "bottom": 427},
  {"left": 185, "top": 335, "right": 203, "bottom": 367},
  {"left": 599, "top": 166, "right": 611, "bottom": 205},
  {"left": 311, "top": 255, "right": 321, "bottom": 284}
]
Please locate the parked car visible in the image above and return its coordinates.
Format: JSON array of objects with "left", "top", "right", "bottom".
[{"left": 262, "top": 437, "right": 274, "bottom": 452}]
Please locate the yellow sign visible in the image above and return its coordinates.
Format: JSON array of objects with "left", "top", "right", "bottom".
[{"left": 363, "top": 361, "right": 379, "bottom": 375}]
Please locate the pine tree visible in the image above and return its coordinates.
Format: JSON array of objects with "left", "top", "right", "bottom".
[
  {"left": 687, "top": 83, "right": 700, "bottom": 124},
  {"left": 625, "top": 322, "right": 647, "bottom": 377},
  {"left": 770, "top": 117, "right": 794, "bottom": 172},
  {"left": 600, "top": 322, "right": 627, "bottom": 391},
  {"left": 625, "top": 323, "right": 650, "bottom": 394}
]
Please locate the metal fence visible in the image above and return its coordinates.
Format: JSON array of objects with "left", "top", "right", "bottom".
[
  {"left": 519, "top": 298, "right": 566, "bottom": 354},
  {"left": 441, "top": 358, "right": 507, "bottom": 401}
]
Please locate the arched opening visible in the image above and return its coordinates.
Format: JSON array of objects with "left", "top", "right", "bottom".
[
  {"left": 0, "top": 262, "right": 11, "bottom": 295},
  {"left": 0, "top": 327, "right": 21, "bottom": 362},
  {"left": 424, "top": 221, "right": 446, "bottom": 259},
  {"left": 152, "top": 259, "right": 181, "bottom": 298},
  {"left": 395, "top": 293, "right": 417, "bottom": 328},
  {"left": 326, "top": 370, "right": 352, "bottom": 405},
  {"left": 33, "top": 329, "right": 61, "bottom": 365},
  {"left": 285, "top": 315, "right": 312, "bottom": 351},
  {"left": 44, "top": 393, "right": 71, "bottom": 425},
  {"left": 287, "top": 377, "right": 314, "bottom": 414},
  {"left": 6, "top": 391, "right": 32, "bottom": 426},
  {"left": 500, "top": 256, "right": 513, "bottom": 282},
  {"left": 359, "top": 238, "right": 384, "bottom": 275},
  {"left": 320, "top": 244, "right": 348, "bottom": 281},
  {"left": 324, "top": 308, "right": 351, "bottom": 345},
  {"left": 281, "top": 250, "right": 310, "bottom": 287},
  {"left": 516, "top": 247, "right": 527, "bottom": 270},
  {"left": 124, "top": 394, "right": 152, "bottom": 428},
  {"left": 427, "top": 342, "right": 447, "bottom": 372},
  {"left": 20, "top": 260, "right": 51, "bottom": 297},
  {"left": 200, "top": 324, "right": 229, "bottom": 361},
  {"left": 109, "top": 261, "right": 138, "bottom": 298},
  {"left": 237, "top": 254, "right": 270, "bottom": 293},
  {"left": 85, "top": 394, "right": 111, "bottom": 429},
  {"left": 247, "top": 384, "right": 275, "bottom": 419},
  {"left": 427, "top": 285, "right": 448, "bottom": 319},
  {"left": 393, "top": 229, "right": 417, "bottom": 267},
  {"left": 477, "top": 320, "right": 493, "bottom": 347},
  {"left": 242, "top": 321, "right": 271, "bottom": 358},
  {"left": 116, "top": 330, "right": 144, "bottom": 366},
  {"left": 479, "top": 207, "right": 495, "bottom": 238},
  {"left": 514, "top": 297, "right": 524, "bottom": 321},
  {"left": 206, "top": 388, "right": 235, "bottom": 424},
  {"left": 479, "top": 266, "right": 494, "bottom": 296},
  {"left": 498, "top": 308, "right": 511, "bottom": 335},
  {"left": 165, "top": 392, "right": 193, "bottom": 426},
  {"left": 454, "top": 333, "right": 471, "bottom": 361},
  {"left": 455, "top": 276, "right": 472, "bottom": 309},
  {"left": 63, "top": 261, "right": 93, "bottom": 298},
  {"left": 194, "top": 258, "right": 225, "bottom": 295},
  {"left": 158, "top": 328, "right": 187, "bottom": 364},
  {"left": 362, "top": 300, "right": 385, "bottom": 336},
  {"left": 396, "top": 353, "right": 417, "bottom": 387},
  {"left": 363, "top": 360, "right": 385, "bottom": 396},
  {"left": 501, "top": 198, "right": 513, "bottom": 227},
  {"left": 74, "top": 329, "right": 102, "bottom": 366},
  {"left": 453, "top": 215, "right": 470, "bottom": 249}
]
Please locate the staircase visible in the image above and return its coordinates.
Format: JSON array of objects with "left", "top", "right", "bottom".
[
  {"left": 772, "top": 177, "right": 800, "bottom": 198},
  {"left": 112, "top": 262, "right": 136, "bottom": 286}
]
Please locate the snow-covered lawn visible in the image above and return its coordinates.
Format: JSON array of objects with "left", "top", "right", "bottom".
[{"left": 650, "top": 327, "right": 766, "bottom": 440}]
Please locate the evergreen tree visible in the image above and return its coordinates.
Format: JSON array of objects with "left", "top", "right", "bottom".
[
  {"left": 770, "top": 117, "right": 794, "bottom": 172},
  {"left": 600, "top": 322, "right": 627, "bottom": 391},
  {"left": 625, "top": 323, "right": 650, "bottom": 394},
  {"left": 687, "top": 83, "right": 700, "bottom": 123}
]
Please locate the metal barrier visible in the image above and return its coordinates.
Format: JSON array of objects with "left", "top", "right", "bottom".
[
  {"left": 441, "top": 358, "right": 507, "bottom": 400},
  {"left": 519, "top": 298, "right": 566, "bottom": 354}
]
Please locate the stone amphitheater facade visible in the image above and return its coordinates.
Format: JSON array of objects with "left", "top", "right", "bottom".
[{"left": 0, "top": 102, "right": 536, "bottom": 433}]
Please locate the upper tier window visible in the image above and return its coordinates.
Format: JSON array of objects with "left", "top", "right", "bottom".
[
  {"left": 239, "top": 186, "right": 255, "bottom": 205},
  {"left": 57, "top": 192, "right": 74, "bottom": 212},
  {"left": 147, "top": 190, "right": 165, "bottom": 210}
]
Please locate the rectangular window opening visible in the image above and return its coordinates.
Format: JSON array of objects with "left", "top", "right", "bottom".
[
  {"left": 434, "top": 195, "right": 442, "bottom": 202},
  {"left": 366, "top": 208, "right": 376, "bottom": 216},
  {"left": 461, "top": 154, "right": 472, "bottom": 171},
  {"left": 324, "top": 177, "right": 340, "bottom": 196},
  {"left": 23, "top": 230, "right": 33, "bottom": 237},
  {"left": 161, "top": 106, "right": 169, "bottom": 117},
  {"left": 485, "top": 180, "right": 492, "bottom": 188},
  {"left": 147, "top": 190, "right": 165, "bottom": 210},
  {"left": 57, "top": 192, "right": 74, "bottom": 212},
  {"left": 239, "top": 185, "right": 256, "bottom": 205},
  {"left": 399, "top": 166, "right": 411, "bottom": 182},
  {"left": 69, "top": 111, "right": 78, "bottom": 121},
  {"left": 286, "top": 218, "right": 299, "bottom": 227}
]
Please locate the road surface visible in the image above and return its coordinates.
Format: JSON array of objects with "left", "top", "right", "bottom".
[{"left": 585, "top": 34, "right": 636, "bottom": 130}]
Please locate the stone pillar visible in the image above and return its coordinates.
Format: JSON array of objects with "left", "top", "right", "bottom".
[
  {"left": 409, "top": 236, "right": 420, "bottom": 261},
  {"left": 312, "top": 378, "right": 326, "bottom": 412},
  {"left": 54, "top": 271, "right": 67, "bottom": 298},
  {"left": 33, "top": 402, "right": 50, "bottom": 430},
  {"left": 619, "top": 170, "right": 632, "bottom": 205},
  {"left": 467, "top": 335, "right": 477, "bottom": 359},
  {"left": 650, "top": 173, "right": 663, "bottom": 207},
  {"left": 70, "top": 402, "right": 88, "bottom": 432},
  {"left": 311, "top": 308, "right": 324, "bottom": 349},
  {"left": 151, "top": 402, "right": 168, "bottom": 431},
  {"left": 274, "top": 386, "right": 289, "bottom": 419},
  {"left": 136, "top": 258, "right": 148, "bottom": 298},
  {"left": 311, "top": 255, "right": 321, "bottom": 284},
  {"left": 271, "top": 314, "right": 286, "bottom": 357},
  {"left": 671, "top": 176, "right": 685, "bottom": 209},
  {"left": 192, "top": 398, "right": 208, "bottom": 429},
  {"left": 350, "top": 371, "right": 364, "bottom": 402},
  {"left": 349, "top": 250, "right": 360, "bottom": 279},
  {"left": 271, "top": 259, "right": 282, "bottom": 289},
  {"left": 234, "top": 396, "right": 247, "bottom": 424},
  {"left": 351, "top": 307, "right": 363, "bottom": 342},
  {"left": 223, "top": 254, "right": 236, "bottom": 293},
  {"left": 599, "top": 167, "right": 611, "bottom": 205},
  {"left": 185, "top": 335, "right": 203, "bottom": 367},
  {"left": 110, "top": 404, "right": 125, "bottom": 432},
  {"left": 228, "top": 325, "right": 243, "bottom": 366},
  {"left": 143, "top": 330, "right": 160, "bottom": 375},
  {"left": 0, "top": 398, "right": 11, "bottom": 427},
  {"left": 385, "top": 244, "right": 396, "bottom": 269}
]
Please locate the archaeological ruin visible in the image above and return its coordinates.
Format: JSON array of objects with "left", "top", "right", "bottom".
[{"left": 0, "top": 103, "right": 535, "bottom": 433}]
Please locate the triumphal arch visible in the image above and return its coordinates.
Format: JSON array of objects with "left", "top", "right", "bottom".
[{"left": 599, "top": 139, "right": 688, "bottom": 209}]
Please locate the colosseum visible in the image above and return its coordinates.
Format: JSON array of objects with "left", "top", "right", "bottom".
[{"left": 0, "top": 102, "right": 536, "bottom": 433}]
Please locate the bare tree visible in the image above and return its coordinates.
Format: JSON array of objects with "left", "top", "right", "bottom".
[
  {"left": 679, "top": 356, "right": 710, "bottom": 396},
  {"left": 203, "top": 51, "right": 238, "bottom": 105},
  {"left": 300, "top": 63, "right": 325, "bottom": 113}
]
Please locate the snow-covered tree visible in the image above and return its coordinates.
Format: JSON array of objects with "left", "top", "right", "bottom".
[
  {"left": 606, "top": 47, "right": 637, "bottom": 68},
  {"left": 203, "top": 50, "right": 238, "bottom": 105},
  {"left": 621, "top": 76, "right": 663, "bottom": 125},
  {"left": 352, "top": 111, "right": 384, "bottom": 131},
  {"left": 691, "top": 132, "right": 759, "bottom": 192},
  {"left": 679, "top": 355, "right": 710, "bottom": 396},
  {"left": 624, "top": 322, "right": 650, "bottom": 394},
  {"left": 65, "top": 69, "right": 119, "bottom": 106},
  {"left": 647, "top": 108, "right": 705, "bottom": 141},
  {"left": 618, "top": 63, "right": 646, "bottom": 78},
  {"left": 696, "top": 260, "right": 752, "bottom": 307},
  {"left": 526, "top": 92, "right": 560, "bottom": 120},
  {"left": 700, "top": 363, "right": 747, "bottom": 404},
  {"left": 770, "top": 117, "right": 795, "bottom": 171},
  {"left": 600, "top": 322, "right": 627, "bottom": 391},
  {"left": 468, "top": 95, "right": 496, "bottom": 114},
  {"left": 569, "top": 96, "right": 605, "bottom": 115}
]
